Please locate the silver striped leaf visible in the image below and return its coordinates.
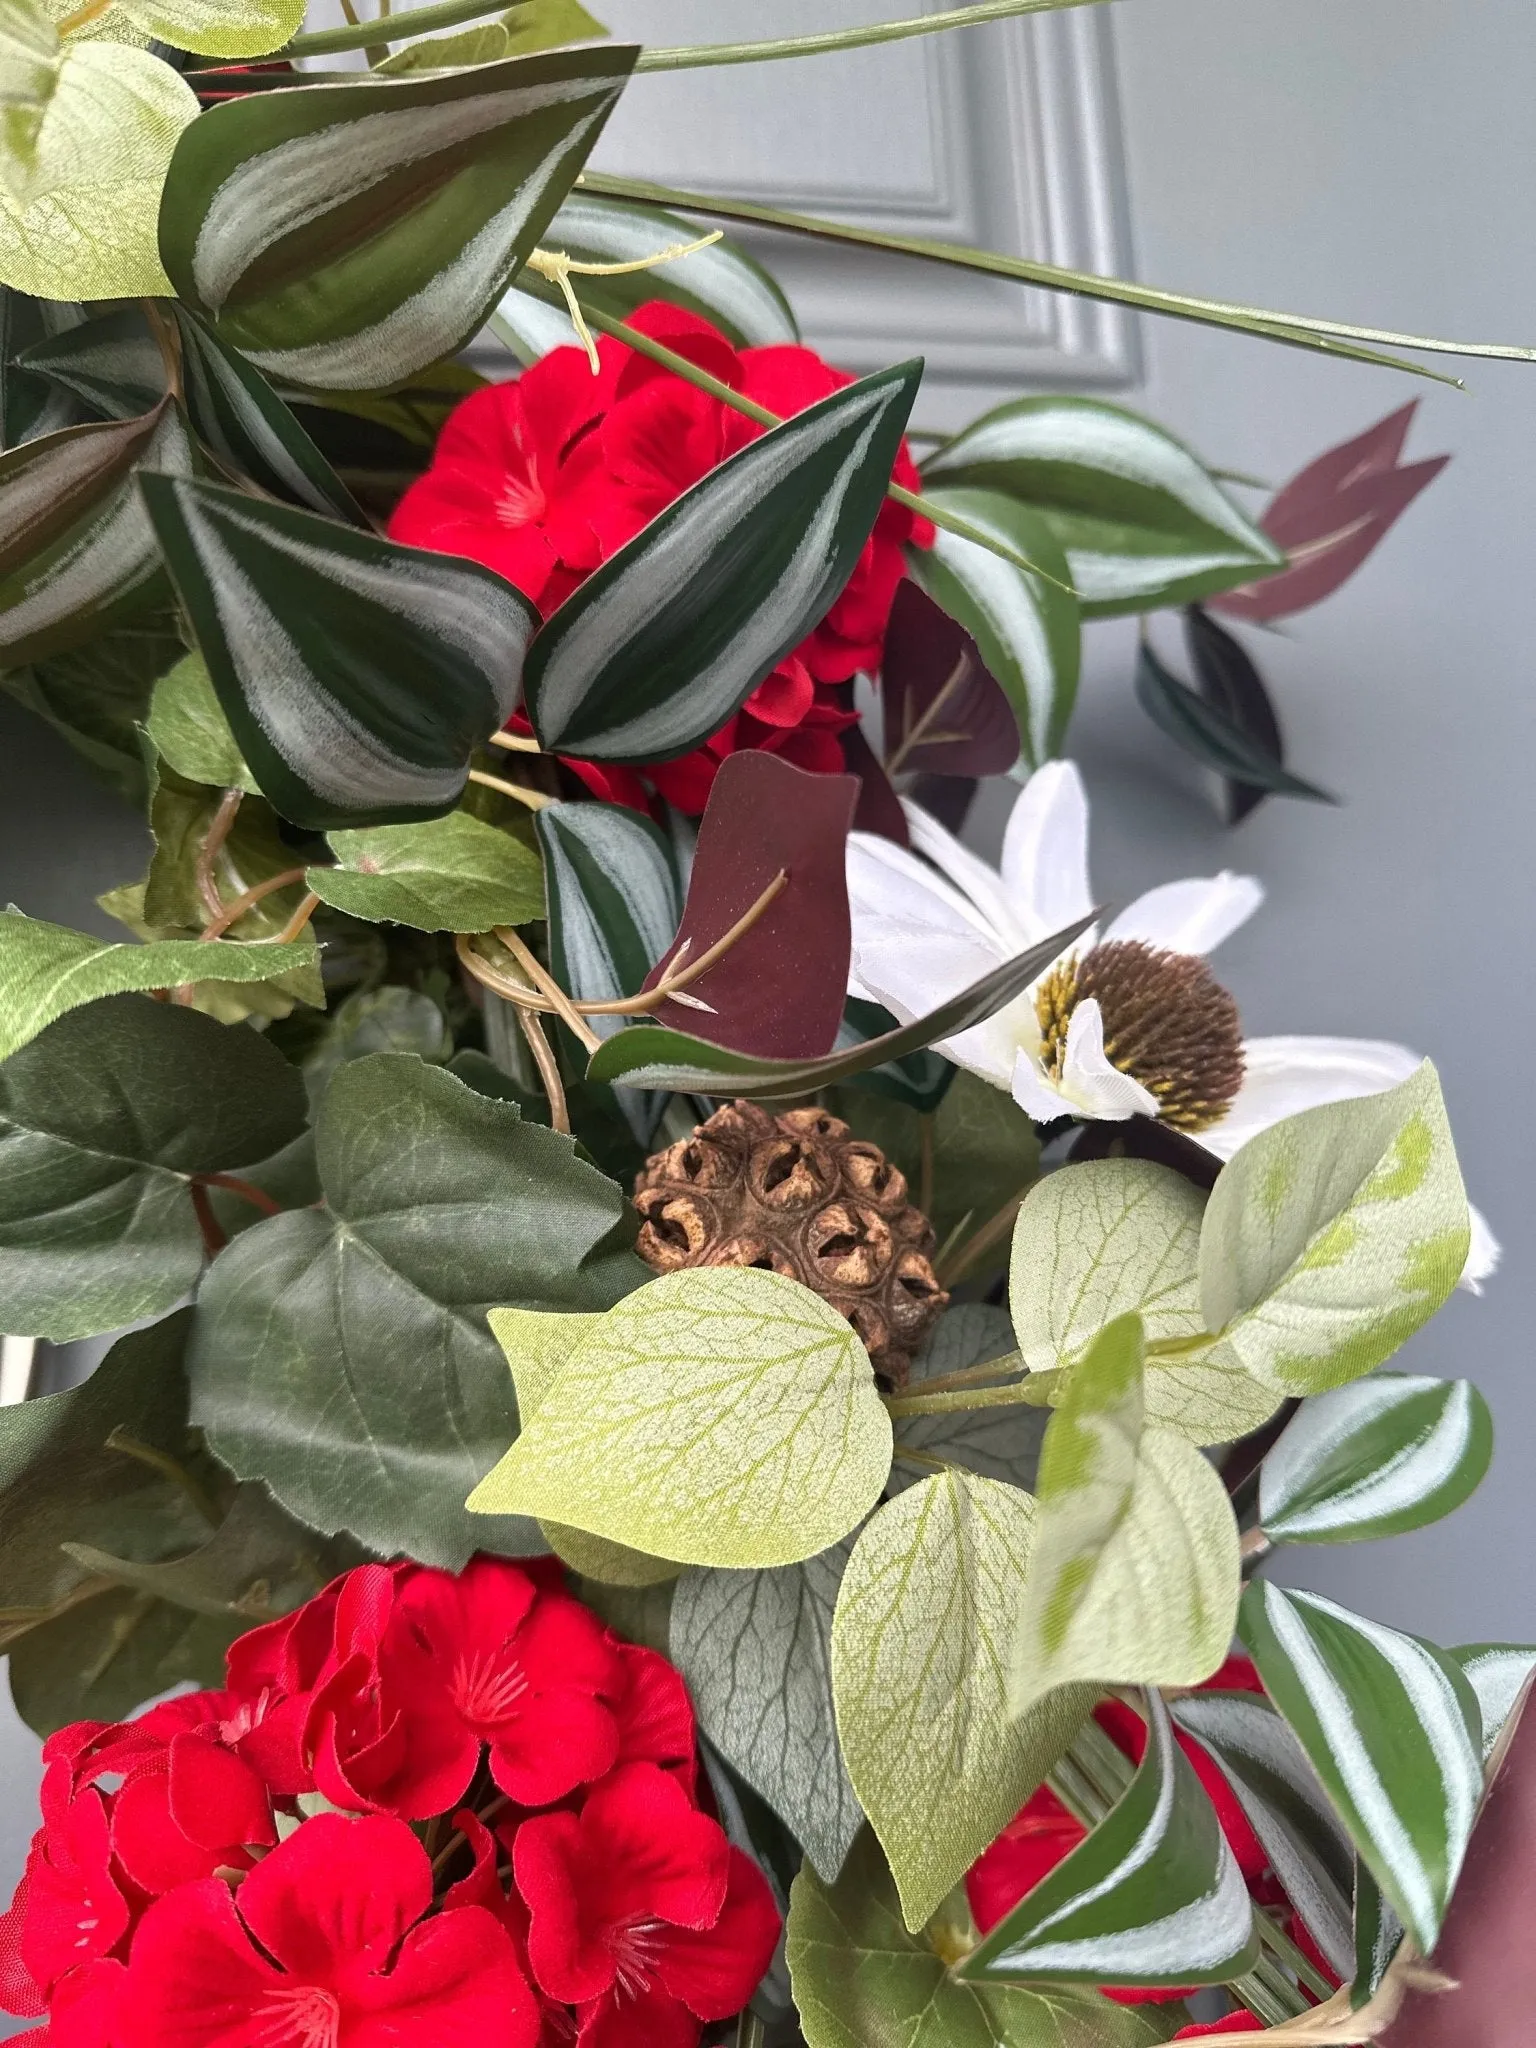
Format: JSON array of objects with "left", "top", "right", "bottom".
[
  {"left": 1171, "top": 1689, "right": 1356, "bottom": 1979},
  {"left": 1257, "top": 1374, "right": 1493, "bottom": 1545},
  {"left": 1238, "top": 1581, "right": 1483, "bottom": 1952},
  {"left": 158, "top": 47, "right": 638, "bottom": 392},
  {"left": 1351, "top": 1861, "right": 1403, "bottom": 2010},
  {"left": 959, "top": 1688, "right": 1260, "bottom": 1988},
  {"left": 1451, "top": 1642, "right": 1536, "bottom": 1762},
  {"left": 140, "top": 475, "right": 539, "bottom": 832},
  {"left": 523, "top": 358, "right": 922, "bottom": 760},
  {"left": 14, "top": 306, "right": 167, "bottom": 420},
  {"left": 922, "top": 395, "right": 1283, "bottom": 617},
  {"left": 535, "top": 800, "right": 682, "bottom": 1039},
  {"left": 0, "top": 403, "right": 190, "bottom": 667}
]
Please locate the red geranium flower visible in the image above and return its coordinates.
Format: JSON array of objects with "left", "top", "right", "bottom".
[
  {"left": 514, "top": 1761, "right": 781, "bottom": 2048},
  {"left": 1174, "top": 2013, "right": 1265, "bottom": 2037},
  {"left": 117, "top": 1811, "right": 540, "bottom": 2048},
  {"left": 388, "top": 300, "right": 932, "bottom": 813},
  {"left": 0, "top": 1766, "right": 129, "bottom": 2017}
]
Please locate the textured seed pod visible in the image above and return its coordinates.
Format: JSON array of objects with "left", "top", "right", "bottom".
[{"left": 633, "top": 1101, "right": 948, "bottom": 1388}]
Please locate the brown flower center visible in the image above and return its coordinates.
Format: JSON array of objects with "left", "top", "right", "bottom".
[{"left": 1032, "top": 939, "right": 1245, "bottom": 1132}]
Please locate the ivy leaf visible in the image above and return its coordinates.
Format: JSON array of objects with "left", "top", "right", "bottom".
[
  {"left": 670, "top": 1545, "right": 863, "bottom": 1884},
  {"left": 311, "top": 812, "right": 545, "bottom": 932},
  {"left": 523, "top": 361, "right": 921, "bottom": 762},
  {"left": 0, "top": 909, "right": 315, "bottom": 1061},
  {"left": 159, "top": 46, "right": 637, "bottom": 391},
  {"left": 1009, "top": 1314, "right": 1241, "bottom": 1722},
  {"left": 1238, "top": 1580, "right": 1483, "bottom": 1952},
  {"left": 140, "top": 474, "right": 540, "bottom": 831},
  {"left": 189, "top": 1054, "right": 646, "bottom": 1569},
  {"left": 468, "top": 1266, "right": 892, "bottom": 1569},
  {"left": 145, "top": 647, "right": 255, "bottom": 793},
  {"left": 786, "top": 1829, "right": 1177, "bottom": 2048},
  {"left": 1257, "top": 1373, "right": 1493, "bottom": 1545},
  {"left": 832, "top": 1471, "right": 1091, "bottom": 1931},
  {"left": 10, "top": 1589, "right": 239, "bottom": 1737},
  {"left": 960, "top": 1689, "right": 1260, "bottom": 1987},
  {"left": 0, "top": 992, "right": 306, "bottom": 1341},
  {"left": 1009, "top": 1159, "right": 1280, "bottom": 1446},
  {"left": 1199, "top": 1063, "right": 1472, "bottom": 1396},
  {"left": 1, "top": 610, "right": 184, "bottom": 806}
]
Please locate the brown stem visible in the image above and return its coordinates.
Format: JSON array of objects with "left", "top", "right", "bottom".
[
  {"left": 200, "top": 865, "right": 309, "bottom": 942},
  {"left": 195, "top": 789, "right": 243, "bottom": 923},
  {"left": 273, "top": 890, "right": 321, "bottom": 946},
  {"left": 190, "top": 1172, "right": 283, "bottom": 1219},
  {"left": 468, "top": 767, "right": 552, "bottom": 811},
  {"left": 495, "top": 926, "right": 602, "bottom": 1054},
  {"left": 142, "top": 300, "right": 184, "bottom": 403},
  {"left": 649, "top": 869, "right": 788, "bottom": 999},
  {"left": 188, "top": 1180, "right": 228, "bottom": 1259},
  {"left": 517, "top": 1008, "right": 570, "bottom": 1134}
]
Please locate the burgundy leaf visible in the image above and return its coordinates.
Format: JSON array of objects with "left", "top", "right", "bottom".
[
  {"left": 1262, "top": 400, "right": 1418, "bottom": 539},
  {"left": 880, "top": 580, "right": 1020, "bottom": 778},
  {"left": 841, "top": 722, "right": 910, "bottom": 847},
  {"left": 641, "top": 750, "right": 857, "bottom": 1059}
]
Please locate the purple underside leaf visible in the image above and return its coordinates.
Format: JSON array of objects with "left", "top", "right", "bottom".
[
  {"left": 641, "top": 750, "right": 857, "bottom": 1060},
  {"left": 840, "top": 723, "right": 910, "bottom": 847},
  {"left": 879, "top": 579, "right": 1020, "bottom": 780}
]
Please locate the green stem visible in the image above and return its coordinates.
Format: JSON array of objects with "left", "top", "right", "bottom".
[
  {"left": 1230, "top": 1952, "right": 1312, "bottom": 2025},
  {"left": 104, "top": 1429, "right": 223, "bottom": 1529},
  {"left": 635, "top": 0, "right": 1106, "bottom": 73},
  {"left": 884, "top": 1378, "right": 1051, "bottom": 1420},
  {"left": 1256, "top": 1908, "right": 1335, "bottom": 2003},
  {"left": 906, "top": 1352, "right": 1022, "bottom": 1396},
  {"left": 578, "top": 173, "right": 1536, "bottom": 380},
  {"left": 284, "top": 0, "right": 511, "bottom": 57}
]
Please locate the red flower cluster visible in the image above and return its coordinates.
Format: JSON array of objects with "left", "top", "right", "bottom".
[
  {"left": 967, "top": 1659, "right": 1338, "bottom": 2010},
  {"left": 388, "top": 300, "right": 933, "bottom": 812},
  {"left": 0, "top": 1559, "right": 778, "bottom": 2048}
]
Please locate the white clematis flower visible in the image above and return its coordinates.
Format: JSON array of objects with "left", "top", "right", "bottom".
[{"left": 846, "top": 760, "right": 1498, "bottom": 1292}]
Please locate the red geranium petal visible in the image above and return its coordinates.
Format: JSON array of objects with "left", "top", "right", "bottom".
[
  {"left": 612, "top": 303, "right": 743, "bottom": 399},
  {"left": 743, "top": 659, "right": 814, "bottom": 729},
  {"left": 23, "top": 1794, "right": 129, "bottom": 1993},
  {"left": 965, "top": 1790, "right": 1085, "bottom": 1935},
  {"left": 576, "top": 1986, "right": 702, "bottom": 2048},
  {"left": 648, "top": 749, "right": 725, "bottom": 814},
  {"left": 0, "top": 1871, "right": 46, "bottom": 2017},
  {"left": 602, "top": 381, "right": 724, "bottom": 504},
  {"left": 1173, "top": 2013, "right": 1265, "bottom": 2037},
  {"left": 111, "top": 1773, "right": 225, "bottom": 1897},
  {"left": 739, "top": 344, "right": 846, "bottom": 417},
  {"left": 578, "top": 1765, "right": 730, "bottom": 1932},
  {"left": 38, "top": 1959, "right": 127, "bottom": 2048},
  {"left": 514, "top": 1811, "right": 611, "bottom": 2005},
  {"left": 119, "top": 1879, "right": 283, "bottom": 2048},
  {"left": 345, "top": 1906, "right": 541, "bottom": 2048},
  {"left": 612, "top": 1645, "right": 696, "bottom": 1790},
  {"left": 488, "top": 1685, "right": 618, "bottom": 1808},
  {"left": 235, "top": 1813, "right": 430, "bottom": 1984},
  {"left": 167, "top": 1736, "right": 272, "bottom": 1855},
  {"left": 652, "top": 1849, "right": 781, "bottom": 2020}
]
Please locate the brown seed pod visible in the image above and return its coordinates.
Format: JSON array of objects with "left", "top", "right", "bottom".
[{"left": 633, "top": 1101, "right": 948, "bottom": 1388}]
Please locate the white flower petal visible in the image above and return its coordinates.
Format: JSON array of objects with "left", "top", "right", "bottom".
[
  {"left": 847, "top": 828, "right": 1001, "bottom": 953},
  {"left": 999, "top": 759, "right": 1095, "bottom": 946},
  {"left": 1460, "top": 1205, "right": 1501, "bottom": 1295},
  {"left": 902, "top": 800, "right": 1023, "bottom": 947},
  {"left": 1106, "top": 871, "right": 1264, "bottom": 957},
  {"left": 1059, "top": 998, "right": 1161, "bottom": 1122},
  {"left": 1200, "top": 1036, "right": 1424, "bottom": 1160},
  {"left": 1011, "top": 1045, "right": 1072, "bottom": 1123}
]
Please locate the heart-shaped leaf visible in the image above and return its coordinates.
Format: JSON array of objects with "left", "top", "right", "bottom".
[
  {"left": 311, "top": 811, "right": 545, "bottom": 932},
  {"left": 145, "top": 649, "right": 255, "bottom": 794},
  {"left": 879, "top": 579, "right": 1020, "bottom": 780}
]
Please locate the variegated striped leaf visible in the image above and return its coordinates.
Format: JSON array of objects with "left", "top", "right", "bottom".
[
  {"left": 1451, "top": 1642, "right": 1536, "bottom": 1761},
  {"left": 524, "top": 359, "right": 922, "bottom": 760},
  {"left": 139, "top": 475, "right": 539, "bottom": 832},
  {"left": 1237, "top": 1580, "right": 1483, "bottom": 1951},
  {"left": 495, "top": 191, "right": 798, "bottom": 358},
  {"left": 14, "top": 307, "right": 167, "bottom": 420},
  {"left": 906, "top": 484, "right": 1080, "bottom": 768},
  {"left": 1171, "top": 1690, "right": 1356, "bottom": 1979},
  {"left": 535, "top": 801, "right": 683, "bottom": 1042},
  {"left": 158, "top": 47, "right": 638, "bottom": 391},
  {"left": 961, "top": 1688, "right": 1260, "bottom": 1987},
  {"left": 1200, "top": 1063, "right": 1471, "bottom": 1397},
  {"left": 1008, "top": 1313, "right": 1241, "bottom": 1723},
  {"left": 922, "top": 396, "right": 1283, "bottom": 617},
  {"left": 1351, "top": 1862, "right": 1403, "bottom": 2009},
  {"left": 0, "top": 403, "right": 189, "bottom": 666},
  {"left": 1258, "top": 1373, "right": 1493, "bottom": 1545}
]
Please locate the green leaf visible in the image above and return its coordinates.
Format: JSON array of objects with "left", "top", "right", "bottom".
[
  {"left": 1451, "top": 1642, "right": 1536, "bottom": 1761},
  {"left": 670, "top": 1545, "right": 862, "bottom": 1884},
  {"left": 96, "top": 879, "right": 321, "bottom": 1026},
  {"left": 143, "top": 762, "right": 304, "bottom": 936},
  {"left": 1008, "top": 1314, "right": 1241, "bottom": 1722},
  {"left": 311, "top": 811, "right": 545, "bottom": 932},
  {"left": 961, "top": 1689, "right": 1260, "bottom": 1987},
  {"left": 10, "top": 1588, "right": 239, "bottom": 1737},
  {"left": 524, "top": 360, "right": 921, "bottom": 760},
  {"left": 0, "top": 403, "right": 189, "bottom": 667},
  {"left": 1238, "top": 1581, "right": 1484, "bottom": 1951},
  {"left": 1135, "top": 641, "right": 1335, "bottom": 804},
  {"left": 1009, "top": 1159, "right": 1280, "bottom": 1446},
  {"left": 1199, "top": 1063, "right": 1472, "bottom": 1396},
  {"left": 380, "top": 0, "right": 609, "bottom": 70},
  {"left": 907, "top": 487, "right": 1080, "bottom": 767},
  {"left": 158, "top": 46, "right": 638, "bottom": 391},
  {"left": 1351, "top": 1863, "right": 1402, "bottom": 2010},
  {"left": 0, "top": 992, "right": 306, "bottom": 1341},
  {"left": 0, "top": 908, "right": 315, "bottom": 1061},
  {"left": 535, "top": 798, "right": 681, "bottom": 1028},
  {"left": 14, "top": 304, "right": 167, "bottom": 418},
  {"left": 118, "top": 0, "right": 302, "bottom": 59},
  {"left": 892, "top": 1303, "right": 1046, "bottom": 1495},
  {"left": 586, "top": 914, "right": 1093, "bottom": 1096},
  {"left": 495, "top": 191, "right": 797, "bottom": 356},
  {"left": 302, "top": 985, "right": 451, "bottom": 1106},
  {"left": 468, "top": 1266, "right": 892, "bottom": 1568},
  {"left": 1170, "top": 1689, "right": 1356, "bottom": 1980},
  {"left": 502, "top": 0, "right": 607, "bottom": 53},
  {"left": 0, "top": 5, "right": 199, "bottom": 299},
  {"left": 188, "top": 1054, "right": 645, "bottom": 1567},
  {"left": 1, "top": 611, "right": 183, "bottom": 805},
  {"left": 145, "top": 647, "right": 255, "bottom": 792},
  {"left": 1257, "top": 1373, "right": 1493, "bottom": 1545},
  {"left": 921, "top": 396, "right": 1283, "bottom": 617},
  {"left": 786, "top": 1829, "right": 1179, "bottom": 2048},
  {"left": 140, "top": 474, "right": 539, "bottom": 831},
  {"left": 831, "top": 1472, "right": 1091, "bottom": 1930}
]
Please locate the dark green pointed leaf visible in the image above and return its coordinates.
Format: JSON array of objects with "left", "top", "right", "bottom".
[
  {"left": 0, "top": 401, "right": 189, "bottom": 665},
  {"left": 1183, "top": 605, "right": 1287, "bottom": 824},
  {"left": 961, "top": 1689, "right": 1260, "bottom": 1987},
  {"left": 140, "top": 474, "right": 539, "bottom": 831},
  {"left": 188, "top": 1053, "right": 647, "bottom": 1569},
  {"left": 1136, "top": 640, "right": 1336, "bottom": 803},
  {"left": 311, "top": 811, "right": 545, "bottom": 931},
  {"left": 830, "top": 1000, "right": 955, "bottom": 1114},
  {"left": 535, "top": 799, "right": 682, "bottom": 1026},
  {"left": 158, "top": 47, "right": 638, "bottom": 391},
  {"left": 14, "top": 305, "right": 167, "bottom": 419},
  {"left": 585, "top": 913, "right": 1092, "bottom": 1096},
  {"left": 922, "top": 396, "right": 1283, "bottom": 617},
  {"left": 0, "top": 992, "right": 306, "bottom": 1341},
  {"left": 1238, "top": 1580, "right": 1483, "bottom": 1951},
  {"left": 0, "top": 909, "right": 316, "bottom": 1061},
  {"left": 1, "top": 288, "right": 84, "bottom": 446},
  {"left": 524, "top": 360, "right": 922, "bottom": 760},
  {"left": 1257, "top": 1374, "right": 1493, "bottom": 1545}
]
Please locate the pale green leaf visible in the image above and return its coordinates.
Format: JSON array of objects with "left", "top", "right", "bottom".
[
  {"left": 468, "top": 1266, "right": 892, "bottom": 1568},
  {"left": 145, "top": 649, "right": 256, "bottom": 793},
  {"left": 119, "top": 0, "right": 302, "bottom": 58},
  {"left": 312, "top": 811, "right": 545, "bottom": 932},
  {"left": 1200, "top": 1064, "right": 1471, "bottom": 1395},
  {"left": 832, "top": 1471, "right": 1091, "bottom": 1929}
]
